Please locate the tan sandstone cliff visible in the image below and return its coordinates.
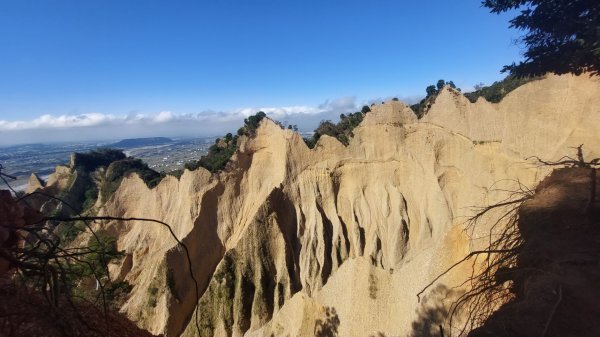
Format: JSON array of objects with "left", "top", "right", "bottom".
[{"left": 42, "top": 73, "right": 600, "bottom": 337}]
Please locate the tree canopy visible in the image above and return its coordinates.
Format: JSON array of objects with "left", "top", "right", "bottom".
[
  {"left": 464, "top": 75, "right": 541, "bottom": 103},
  {"left": 185, "top": 111, "right": 269, "bottom": 173},
  {"left": 484, "top": 0, "right": 600, "bottom": 76},
  {"left": 304, "top": 110, "right": 366, "bottom": 148}
]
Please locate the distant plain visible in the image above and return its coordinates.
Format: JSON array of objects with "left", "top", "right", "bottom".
[{"left": 0, "top": 137, "right": 214, "bottom": 191}]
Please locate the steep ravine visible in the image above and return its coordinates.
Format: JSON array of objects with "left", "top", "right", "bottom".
[{"left": 64, "top": 73, "right": 600, "bottom": 337}]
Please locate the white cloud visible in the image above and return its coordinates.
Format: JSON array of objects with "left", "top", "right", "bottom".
[
  {"left": 317, "top": 96, "right": 357, "bottom": 112},
  {"left": 0, "top": 97, "right": 371, "bottom": 145},
  {"left": 0, "top": 111, "right": 187, "bottom": 131},
  {"left": 153, "top": 111, "right": 174, "bottom": 123},
  {"left": 0, "top": 113, "right": 119, "bottom": 130},
  {"left": 0, "top": 100, "right": 359, "bottom": 132}
]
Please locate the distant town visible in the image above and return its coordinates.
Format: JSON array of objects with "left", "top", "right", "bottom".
[{"left": 0, "top": 137, "right": 214, "bottom": 191}]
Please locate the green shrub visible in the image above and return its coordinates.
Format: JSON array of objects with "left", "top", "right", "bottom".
[
  {"left": 242, "top": 111, "right": 267, "bottom": 135},
  {"left": 57, "top": 220, "right": 87, "bottom": 244},
  {"left": 59, "top": 230, "right": 123, "bottom": 297},
  {"left": 85, "top": 231, "right": 123, "bottom": 277},
  {"left": 411, "top": 79, "right": 461, "bottom": 118},
  {"left": 82, "top": 185, "right": 98, "bottom": 211},
  {"left": 54, "top": 148, "right": 133, "bottom": 211},
  {"left": 184, "top": 111, "right": 270, "bottom": 173},
  {"left": 105, "top": 281, "right": 133, "bottom": 308},
  {"left": 463, "top": 75, "right": 542, "bottom": 103},
  {"left": 168, "top": 169, "right": 184, "bottom": 179},
  {"left": 72, "top": 148, "right": 126, "bottom": 172},
  {"left": 101, "top": 158, "right": 161, "bottom": 201},
  {"left": 304, "top": 110, "right": 365, "bottom": 148},
  {"left": 184, "top": 137, "right": 237, "bottom": 173}
]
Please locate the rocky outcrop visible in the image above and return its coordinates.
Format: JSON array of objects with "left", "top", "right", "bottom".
[
  {"left": 61, "top": 73, "right": 600, "bottom": 337},
  {"left": 424, "top": 74, "right": 600, "bottom": 160},
  {"left": 26, "top": 173, "right": 45, "bottom": 193}
]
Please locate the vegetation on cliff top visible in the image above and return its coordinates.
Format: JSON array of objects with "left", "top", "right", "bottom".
[
  {"left": 464, "top": 75, "right": 542, "bottom": 103},
  {"left": 184, "top": 135, "right": 238, "bottom": 173},
  {"left": 64, "top": 74, "right": 545, "bottom": 197},
  {"left": 58, "top": 148, "right": 162, "bottom": 212},
  {"left": 71, "top": 148, "right": 127, "bottom": 172},
  {"left": 100, "top": 157, "right": 162, "bottom": 201},
  {"left": 304, "top": 105, "right": 371, "bottom": 148},
  {"left": 410, "top": 79, "right": 460, "bottom": 118},
  {"left": 183, "top": 111, "right": 267, "bottom": 173},
  {"left": 183, "top": 105, "right": 372, "bottom": 171},
  {"left": 407, "top": 75, "right": 543, "bottom": 118},
  {"left": 181, "top": 73, "right": 546, "bottom": 173}
]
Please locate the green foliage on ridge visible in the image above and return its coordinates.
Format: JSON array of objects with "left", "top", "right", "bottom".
[
  {"left": 184, "top": 111, "right": 269, "bottom": 173},
  {"left": 51, "top": 148, "right": 129, "bottom": 214},
  {"left": 184, "top": 136, "right": 238, "bottom": 173},
  {"left": 303, "top": 107, "right": 369, "bottom": 148},
  {"left": 410, "top": 79, "right": 459, "bottom": 118},
  {"left": 61, "top": 148, "right": 162, "bottom": 208},
  {"left": 101, "top": 157, "right": 162, "bottom": 201},
  {"left": 463, "top": 75, "right": 542, "bottom": 103},
  {"left": 238, "top": 111, "right": 267, "bottom": 136},
  {"left": 71, "top": 148, "right": 127, "bottom": 172}
]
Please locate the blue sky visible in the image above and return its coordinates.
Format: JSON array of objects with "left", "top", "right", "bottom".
[{"left": 0, "top": 0, "right": 522, "bottom": 145}]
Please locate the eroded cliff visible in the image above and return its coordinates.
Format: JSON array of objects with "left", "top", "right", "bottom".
[{"left": 46, "top": 73, "right": 600, "bottom": 337}]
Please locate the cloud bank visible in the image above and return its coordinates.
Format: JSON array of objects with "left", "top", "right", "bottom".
[{"left": 0, "top": 97, "right": 363, "bottom": 146}]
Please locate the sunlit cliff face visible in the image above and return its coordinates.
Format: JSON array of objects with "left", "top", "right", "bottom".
[{"left": 30, "top": 74, "right": 600, "bottom": 337}]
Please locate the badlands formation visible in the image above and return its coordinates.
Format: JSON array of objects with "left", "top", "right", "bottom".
[{"left": 40, "top": 74, "right": 600, "bottom": 337}]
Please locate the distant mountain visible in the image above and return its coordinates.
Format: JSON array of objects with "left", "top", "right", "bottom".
[{"left": 111, "top": 137, "right": 173, "bottom": 148}]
